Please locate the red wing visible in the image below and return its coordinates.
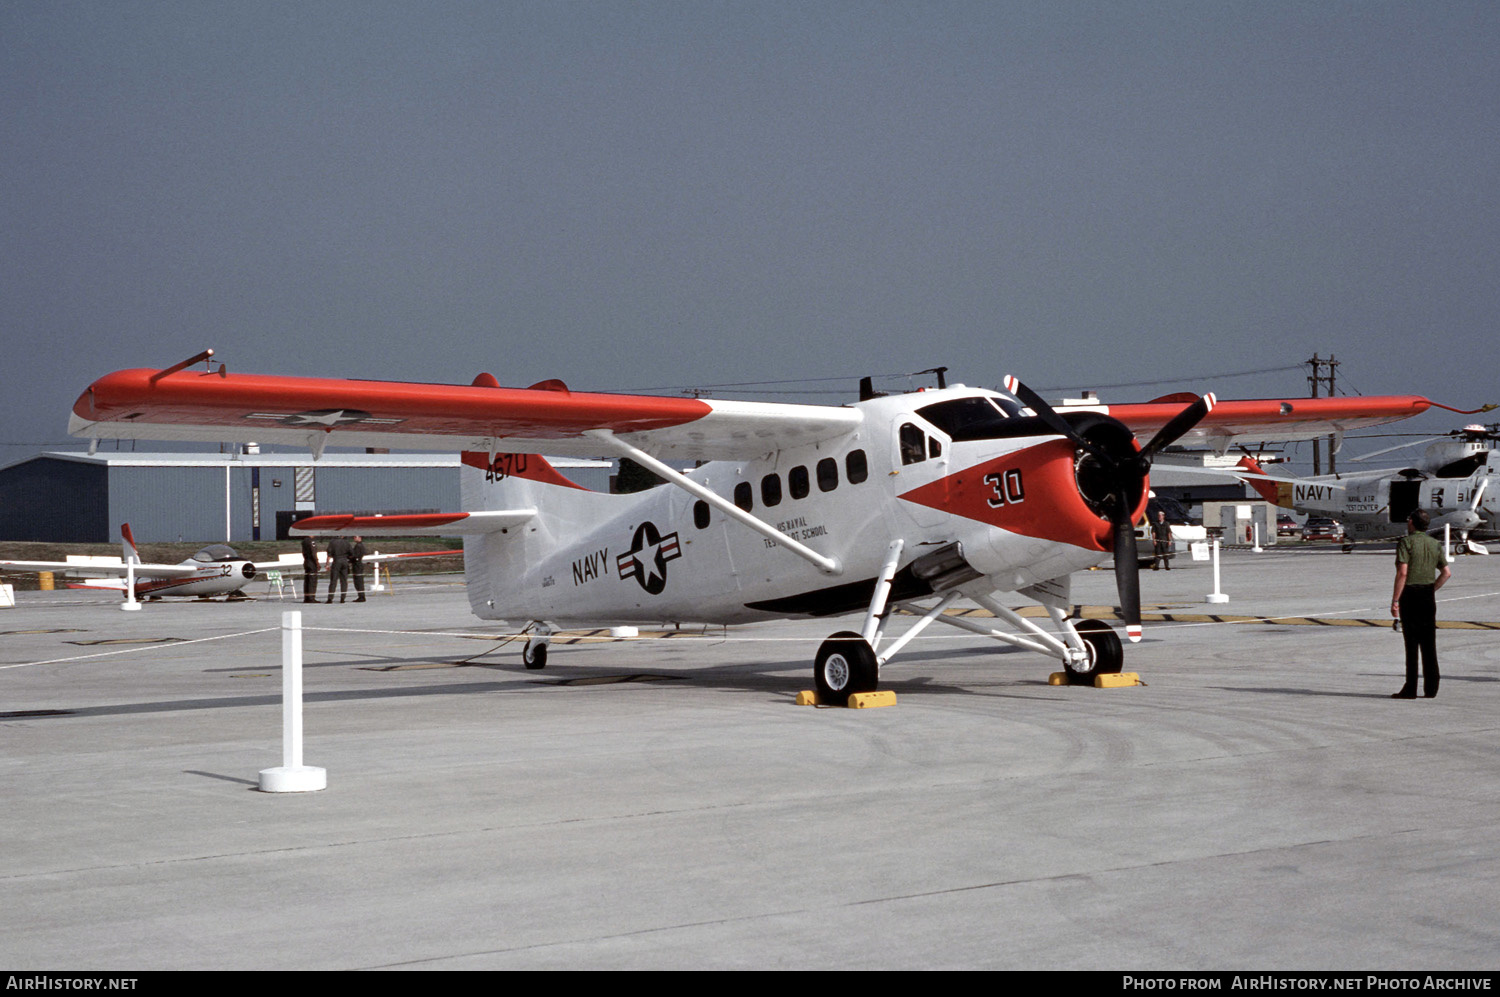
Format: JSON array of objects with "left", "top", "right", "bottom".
[
  {"left": 1104, "top": 395, "right": 1435, "bottom": 447},
  {"left": 70, "top": 367, "right": 861, "bottom": 460}
]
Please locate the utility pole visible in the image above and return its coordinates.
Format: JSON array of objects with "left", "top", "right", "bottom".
[{"left": 1306, "top": 353, "right": 1339, "bottom": 474}]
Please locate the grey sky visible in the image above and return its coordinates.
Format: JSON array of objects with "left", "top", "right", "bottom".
[{"left": 3, "top": 1, "right": 1496, "bottom": 465}]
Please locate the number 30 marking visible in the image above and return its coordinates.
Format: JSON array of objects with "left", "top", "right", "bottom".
[{"left": 984, "top": 469, "right": 1025, "bottom": 508}]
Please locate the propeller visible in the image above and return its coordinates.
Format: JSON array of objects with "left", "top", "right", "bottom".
[
  {"left": 1004, "top": 377, "right": 1216, "bottom": 643},
  {"left": 1349, "top": 437, "right": 1443, "bottom": 463}
]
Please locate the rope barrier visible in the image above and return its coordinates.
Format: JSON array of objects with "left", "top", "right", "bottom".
[{"left": 5, "top": 587, "right": 1499, "bottom": 670}]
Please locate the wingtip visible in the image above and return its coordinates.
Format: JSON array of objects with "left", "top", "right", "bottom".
[{"left": 1126, "top": 625, "right": 1142, "bottom": 643}]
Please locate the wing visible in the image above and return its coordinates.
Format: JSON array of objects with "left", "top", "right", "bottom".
[
  {"left": 1102, "top": 395, "right": 1436, "bottom": 450},
  {"left": 363, "top": 548, "right": 464, "bottom": 561},
  {"left": 251, "top": 546, "right": 464, "bottom": 570},
  {"left": 69, "top": 366, "right": 863, "bottom": 461},
  {"left": 0, "top": 559, "right": 198, "bottom": 578}
]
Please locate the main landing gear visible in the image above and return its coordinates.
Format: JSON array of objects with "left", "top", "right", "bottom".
[
  {"left": 813, "top": 631, "right": 879, "bottom": 700},
  {"left": 1067, "top": 618, "right": 1124, "bottom": 682},
  {"left": 809, "top": 540, "right": 1127, "bottom": 699}
]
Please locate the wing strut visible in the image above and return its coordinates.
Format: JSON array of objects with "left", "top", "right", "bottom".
[{"left": 583, "top": 430, "right": 842, "bottom": 575}]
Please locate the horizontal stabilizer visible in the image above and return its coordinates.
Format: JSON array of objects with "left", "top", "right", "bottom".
[{"left": 290, "top": 510, "right": 535, "bottom": 536}]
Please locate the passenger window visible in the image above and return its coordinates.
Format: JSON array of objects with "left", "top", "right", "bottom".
[
  {"left": 734, "top": 482, "right": 753, "bottom": 511},
  {"left": 788, "top": 465, "right": 809, "bottom": 500},
  {"left": 694, "top": 500, "right": 710, "bottom": 529},
  {"left": 761, "top": 474, "right": 782, "bottom": 507},
  {"left": 900, "top": 423, "right": 926, "bottom": 466},
  {"left": 817, "top": 457, "right": 838, "bottom": 492},
  {"left": 846, "top": 449, "right": 868, "bottom": 484},
  {"left": 928, "top": 437, "right": 942, "bottom": 459}
]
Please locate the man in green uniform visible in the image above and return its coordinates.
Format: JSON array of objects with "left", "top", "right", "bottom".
[
  {"left": 1391, "top": 509, "right": 1451, "bottom": 698},
  {"left": 1151, "top": 510, "right": 1173, "bottom": 570}
]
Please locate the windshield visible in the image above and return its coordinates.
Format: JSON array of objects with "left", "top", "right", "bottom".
[
  {"left": 916, "top": 396, "right": 1025, "bottom": 441},
  {"left": 191, "top": 544, "right": 240, "bottom": 563}
]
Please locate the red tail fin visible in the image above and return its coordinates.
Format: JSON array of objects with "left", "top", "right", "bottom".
[
  {"left": 120, "top": 523, "right": 141, "bottom": 563},
  {"left": 1236, "top": 456, "right": 1284, "bottom": 506}
]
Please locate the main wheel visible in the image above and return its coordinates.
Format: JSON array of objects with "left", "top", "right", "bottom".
[
  {"left": 522, "top": 640, "right": 548, "bottom": 670},
  {"left": 813, "top": 631, "right": 878, "bottom": 702},
  {"left": 1066, "top": 618, "right": 1123, "bottom": 682}
]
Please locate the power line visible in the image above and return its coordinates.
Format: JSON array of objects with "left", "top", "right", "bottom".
[
  {"left": 629, "top": 362, "right": 1310, "bottom": 398},
  {"left": 1034, "top": 363, "right": 1306, "bottom": 394},
  {"left": 626, "top": 370, "right": 914, "bottom": 393}
]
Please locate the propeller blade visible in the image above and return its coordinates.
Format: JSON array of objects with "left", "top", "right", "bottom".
[
  {"left": 1002, "top": 375, "right": 1114, "bottom": 464},
  {"left": 1112, "top": 515, "right": 1142, "bottom": 643},
  {"left": 1472, "top": 476, "right": 1489, "bottom": 512},
  {"left": 1139, "top": 393, "right": 1216, "bottom": 461}
]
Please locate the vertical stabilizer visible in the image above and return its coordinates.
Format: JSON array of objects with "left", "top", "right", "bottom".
[
  {"left": 458, "top": 451, "right": 619, "bottom": 620},
  {"left": 120, "top": 523, "right": 141, "bottom": 564},
  {"left": 1236, "top": 457, "right": 1293, "bottom": 508}
]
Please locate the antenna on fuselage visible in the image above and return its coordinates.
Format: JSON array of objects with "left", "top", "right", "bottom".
[{"left": 910, "top": 366, "right": 948, "bottom": 389}]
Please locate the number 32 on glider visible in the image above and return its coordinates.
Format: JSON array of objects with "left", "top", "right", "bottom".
[{"left": 69, "top": 356, "right": 1441, "bottom": 699}]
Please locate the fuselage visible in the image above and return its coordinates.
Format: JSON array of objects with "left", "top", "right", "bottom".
[
  {"left": 70, "top": 544, "right": 258, "bottom": 597},
  {"left": 462, "top": 386, "right": 1144, "bottom": 626}
]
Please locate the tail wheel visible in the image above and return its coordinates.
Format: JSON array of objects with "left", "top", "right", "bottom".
[
  {"left": 1067, "top": 618, "right": 1124, "bottom": 682},
  {"left": 522, "top": 639, "right": 548, "bottom": 670},
  {"left": 814, "top": 631, "right": 878, "bottom": 702}
]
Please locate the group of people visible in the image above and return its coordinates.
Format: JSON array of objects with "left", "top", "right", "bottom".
[{"left": 299, "top": 534, "right": 369, "bottom": 604}]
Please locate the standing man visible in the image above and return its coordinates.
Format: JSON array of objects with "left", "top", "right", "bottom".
[
  {"left": 326, "top": 535, "right": 352, "bottom": 604},
  {"left": 1391, "top": 509, "right": 1451, "bottom": 699},
  {"left": 1151, "top": 510, "right": 1173, "bottom": 570},
  {"left": 300, "top": 534, "right": 320, "bottom": 604},
  {"left": 350, "top": 535, "right": 367, "bottom": 603}
]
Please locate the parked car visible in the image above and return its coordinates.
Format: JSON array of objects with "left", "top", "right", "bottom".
[
  {"left": 1277, "top": 515, "right": 1300, "bottom": 537},
  {"left": 1302, "top": 517, "right": 1345, "bottom": 542}
]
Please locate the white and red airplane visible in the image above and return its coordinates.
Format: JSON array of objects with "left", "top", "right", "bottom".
[
  {"left": 0, "top": 521, "right": 453, "bottom": 609},
  {"left": 66, "top": 353, "right": 1444, "bottom": 695}
]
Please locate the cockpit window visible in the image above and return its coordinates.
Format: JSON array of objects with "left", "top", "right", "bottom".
[
  {"left": 900, "top": 423, "right": 927, "bottom": 465},
  {"left": 917, "top": 397, "right": 1023, "bottom": 441},
  {"left": 192, "top": 544, "right": 239, "bottom": 563}
]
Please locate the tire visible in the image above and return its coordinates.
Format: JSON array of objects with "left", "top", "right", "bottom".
[
  {"left": 1067, "top": 618, "right": 1123, "bottom": 682},
  {"left": 523, "top": 640, "right": 548, "bottom": 670},
  {"left": 813, "top": 631, "right": 878, "bottom": 702}
]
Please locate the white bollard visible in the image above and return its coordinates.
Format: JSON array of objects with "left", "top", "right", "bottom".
[
  {"left": 1444, "top": 524, "right": 1451, "bottom": 560},
  {"left": 1252, "top": 523, "right": 1263, "bottom": 553},
  {"left": 1205, "top": 540, "right": 1229, "bottom": 604},
  {"left": 120, "top": 561, "right": 141, "bottom": 612},
  {"left": 259, "top": 610, "right": 326, "bottom": 793}
]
